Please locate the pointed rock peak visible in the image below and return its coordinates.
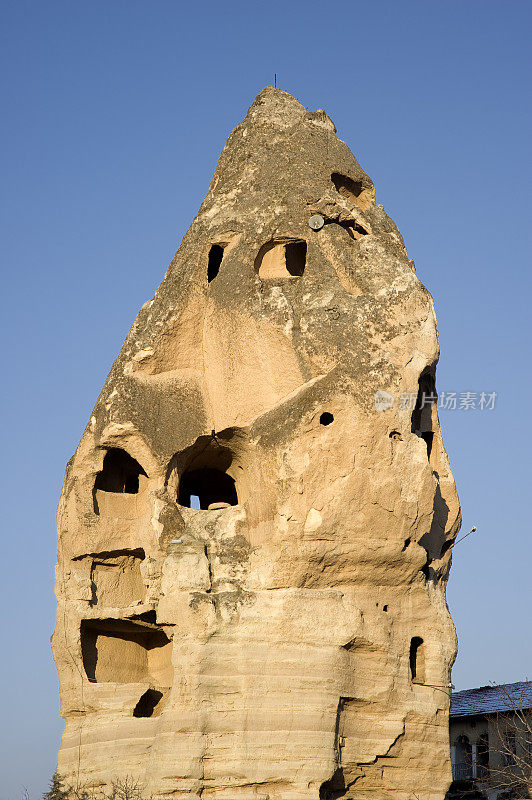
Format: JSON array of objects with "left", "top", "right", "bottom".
[
  {"left": 252, "top": 85, "right": 304, "bottom": 108},
  {"left": 202, "top": 87, "right": 354, "bottom": 216},
  {"left": 248, "top": 86, "right": 306, "bottom": 123},
  {"left": 244, "top": 86, "right": 336, "bottom": 133}
]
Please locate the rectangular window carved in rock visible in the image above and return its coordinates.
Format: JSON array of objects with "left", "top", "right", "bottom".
[
  {"left": 208, "top": 244, "right": 225, "bottom": 282},
  {"left": 255, "top": 239, "right": 306, "bottom": 279},
  {"left": 81, "top": 619, "right": 171, "bottom": 685},
  {"left": 410, "top": 636, "right": 425, "bottom": 684}
]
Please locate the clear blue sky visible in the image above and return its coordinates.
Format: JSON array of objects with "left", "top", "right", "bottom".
[{"left": 1, "top": 1, "right": 530, "bottom": 796}]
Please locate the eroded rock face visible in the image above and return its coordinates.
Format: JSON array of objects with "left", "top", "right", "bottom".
[{"left": 53, "top": 87, "right": 461, "bottom": 799}]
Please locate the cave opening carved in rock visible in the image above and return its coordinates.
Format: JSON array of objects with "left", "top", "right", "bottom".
[
  {"left": 331, "top": 172, "right": 373, "bottom": 210},
  {"left": 409, "top": 636, "right": 425, "bottom": 684},
  {"left": 95, "top": 449, "right": 147, "bottom": 493},
  {"left": 178, "top": 468, "right": 237, "bottom": 509},
  {"left": 80, "top": 619, "right": 172, "bottom": 686},
  {"left": 255, "top": 239, "right": 306, "bottom": 278},
  {"left": 208, "top": 243, "right": 225, "bottom": 282},
  {"left": 93, "top": 448, "right": 148, "bottom": 515},
  {"left": 339, "top": 220, "right": 368, "bottom": 240},
  {"left": 170, "top": 429, "right": 251, "bottom": 510},
  {"left": 133, "top": 688, "right": 165, "bottom": 718},
  {"left": 319, "top": 768, "right": 346, "bottom": 800},
  {"left": 411, "top": 369, "right": 436, "bottom": 460}
]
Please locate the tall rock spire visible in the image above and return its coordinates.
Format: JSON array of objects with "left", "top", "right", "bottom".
[{"left": 53, "top": 87, "right": 460, "bottom": 799}]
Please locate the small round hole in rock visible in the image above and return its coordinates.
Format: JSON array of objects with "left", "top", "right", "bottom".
[
  {"left": 389, "top": 430, "right": 402, "bottom": 440},
  {"left": 383, "top": 604, "right": 388, "bottom": 612},
  {"left": 320, "top": 412, "right": 334, "bottom": 426}
]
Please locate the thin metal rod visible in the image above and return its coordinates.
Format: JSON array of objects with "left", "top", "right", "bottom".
[{"left": 451, "top": 526, "right": 477, "bottom": 549}]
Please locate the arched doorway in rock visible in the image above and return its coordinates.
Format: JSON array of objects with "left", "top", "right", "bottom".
[{"left": 170, "top": 429, "right": 250, "bottom": 512}]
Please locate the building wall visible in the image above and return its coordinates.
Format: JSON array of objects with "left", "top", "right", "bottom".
[{"left": 450, "top": 711, "right": 532, "bottom": 798}]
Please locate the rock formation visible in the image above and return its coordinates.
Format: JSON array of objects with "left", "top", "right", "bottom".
[{"left": 53, "top": 87, "right": 461, "bottom": 799}]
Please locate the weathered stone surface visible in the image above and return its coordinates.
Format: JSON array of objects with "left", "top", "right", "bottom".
[{"left": 53, "top": 87, "right": 461, "bottom": 799}]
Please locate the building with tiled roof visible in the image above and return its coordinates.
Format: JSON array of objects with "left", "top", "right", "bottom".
[
  {"left": 447, "top": 681, "right": 532, "bottom": 800},
  {"left": 451, "top": 681, "right": 532, "bottom": 718}
]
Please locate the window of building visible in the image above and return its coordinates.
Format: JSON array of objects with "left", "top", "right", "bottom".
[
  {"left": 504, "top": 731, "right": 517, "bottom": 766},
  {"left": 477, "top": 733, "right": 489, "bottom": 777},
  {"left": 452, "top": 735, "right": 473, "bottom": 781}
]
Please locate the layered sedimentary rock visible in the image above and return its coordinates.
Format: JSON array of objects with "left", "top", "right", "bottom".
[{"left": 53, "top": 88, "right": 461, "bottom": 799}]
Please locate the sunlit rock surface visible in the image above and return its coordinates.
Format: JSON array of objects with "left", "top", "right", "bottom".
[{"left": 53, "top": 87, "right": 461, "bottom": 799}]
